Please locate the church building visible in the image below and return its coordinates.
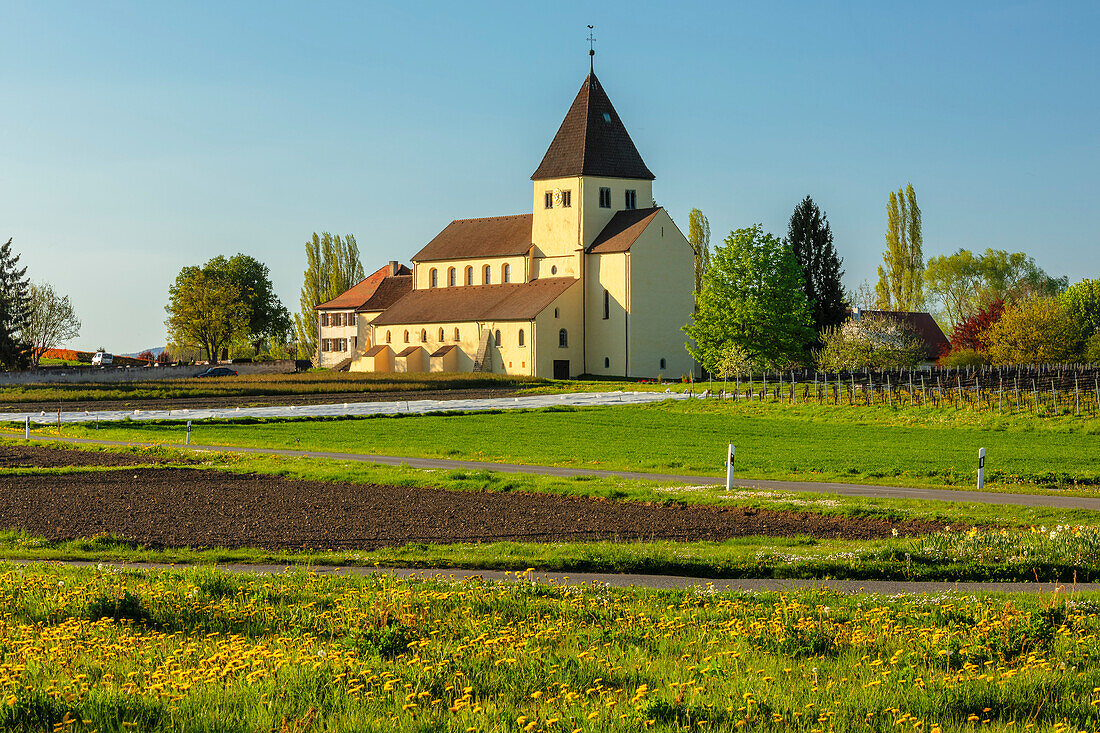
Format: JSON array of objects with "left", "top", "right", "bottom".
[{"left": 321, "top": 66, "right": 696, "bottom": 379}]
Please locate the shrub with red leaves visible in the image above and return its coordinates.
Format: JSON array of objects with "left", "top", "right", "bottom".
[{"left": 950, "top": 300, "right": 1004, "bottom": 352}]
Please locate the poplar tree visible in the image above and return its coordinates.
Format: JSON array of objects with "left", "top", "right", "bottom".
[
  {"left": 875, "top": 183, "right": 925, "bottom": 311},
  {"left": 786, "top": 196, "right": 848, "bottom": 334},
  {"left": 293, "top": 233, "right": 365, "bottom": 360},
  {"left": 0, "top": 238, "right": 31, "bottom": 370},
  {"left": 686, "top": 208, "right": 711, "bottom": 306}
]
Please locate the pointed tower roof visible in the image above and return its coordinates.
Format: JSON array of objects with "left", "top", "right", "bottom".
[{"left": 531, "top": 73, "right": 655, "bottom": 181}]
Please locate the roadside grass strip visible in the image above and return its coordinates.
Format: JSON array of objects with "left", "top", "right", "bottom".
[{"left": 3, "top": 563, "right": 1100, "bottom": 732}]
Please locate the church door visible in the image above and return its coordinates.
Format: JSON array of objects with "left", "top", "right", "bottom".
[{"left": 553, "top": 360, "right": 570, "bottom": 380}]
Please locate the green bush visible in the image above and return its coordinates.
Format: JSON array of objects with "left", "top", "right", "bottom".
[{"left": 938, "top": 348, "right": 990, "bottom": 367}]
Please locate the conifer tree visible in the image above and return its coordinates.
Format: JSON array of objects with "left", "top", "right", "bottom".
[
  {"left": 786, "top": 196, "right": 848, "bottom": 334},
  {"left": 0, "top": 238, "right": 31, "bottom": 370},
  {"left": 875, "top": 183, "right": 925, "bottom": 311}
]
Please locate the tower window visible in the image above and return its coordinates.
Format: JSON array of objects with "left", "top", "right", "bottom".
[
  {"left": 562, "top": 190, "right": 571, "bottom": 207},
  {"left": 625, "top": 190, "right": 637, "bottom": 210},
  {"left": 503, "top": 263, "right": 511, "bottom": 283},
  {"left": 438, "top": 327, "right": 445, "bottom": 342},
  {"left": 454, "top": 327, "right": 460, "bottom": 341},
  {"left": 558, "top": 329, "right": 568, "bottom": 348},
  {"left": 599, "top": 187, "right": 611, "bottom": 208},
  {"left": 660, "top": 358, "right": 667, "bottom": 370},
  {"left": 554, "top": 307, "right": 559, "bottom": 318},
  {"left": 403, "top": 330, "right": 409, "bottom": 343},
  {"left": 603, "top": 289, "right": 610, "bottom": 320},
  {"left": 544, "top": 191, "right": 553, "bottom": 209},
  {"left": 386, "top": 330, "right": 391, "bottom": 344},
  {"left": 550, "top": 265, "right": 558, "bottom": 275}
]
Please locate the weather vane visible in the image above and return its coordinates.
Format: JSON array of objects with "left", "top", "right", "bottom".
[{"left": 587, "top": 25, "right": 595, "bottom": 73}]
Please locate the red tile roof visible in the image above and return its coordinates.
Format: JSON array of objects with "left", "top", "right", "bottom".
[
  {"left": 587, "top": 207, "right": 662, "bottom": 253},
  {"left": 372, "top": 278, "right": 578, "bottom": 326},
  {"left": 396, "top": 346, "right": 422, "bottom": 358},
  {"left": 356, "top": 275, "right": 412, "bottom": 313},
  {"left": 315, "top": 263, "right": 412, "bottom": 310},
  {"left": 859, "top": 310, "right": 950, "bottom": 359},
  {"left": 532, "top": 73, "right": 655, "bottom": 181},
  {"left": 412, "top": 215, "right": 533, "bottom": 263},
  {"left": 431, "top": 344, "right": 457, "bottom": 357},
  {"left": 363, "top": 345, "right": 388, "bottom": 357}
]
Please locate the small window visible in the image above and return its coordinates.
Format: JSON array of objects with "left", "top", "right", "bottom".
[
  {"left": 604, "top": 357, "right": 610, "bottom": 368},
  {"left": 544, "top": 191, "right": 553, "bottom": 209},
  {"left": 603, "top": 289, "right": 610, "bottom": 320},
  {"left": 503, "top": 263, "right": 511, "bottom": 283},
  {"left": 465, "top": 266, "right": 473, "bottom": 285},
  {"left": 320, "top": 312, "right": 329, "bottom": 327},
  {"left": 518, "top": 329, "right": 525, "bottom": 347},
  {"left": 559, "top": 329, "right": 568, "bottom": 348},
  {"left": 320, "top": 339, "right": 328, "bottom": 352},
  {"left": 562, "top": 190, "right": 571, "bottom": 207},
  {"left": 554, "top": 307, "right": 559, "bottom": 318},
  {"left": 339, "top": 339, "right": 347, "bottom": 352},
  {"left": 625, "top": 189, "right": 637, "bottom": 210},
  {"left": 386, "top": 330, "right": 391, "bottom": 344},
  {"left": 404, "top": 330, "right": 409, "bottom": 343},
  {"left": 421, "top": 328, "right": 427, "bottom": 342},
  {"left": 599, "top": 187, "right": 611, "bottom": 208},
  {"left": 438, "top": 327, "right": 445, "bottom": 341},
  {"left": 349, "top": 312, "right": 357, "bottom": 326},
  {"left": 454, "top": 327, "right": 460, "bottom": 341},
  {"left": 448, "top": 267, "right": 456, "bottom": 287},
  {"left": 550, "top": 265, "right": 557, "bottom": 275},
  {"left": 483, "top": 265, "right": 491, "bottom": 285},
  {"left": 494, "top": 329, "right": 501, "bottom": 347},
  {"left": 660, "top": 358, "right": 667, "bottom": 370},
  {"left": 430, "top": 268, "right": 439, "bottom": 288}
]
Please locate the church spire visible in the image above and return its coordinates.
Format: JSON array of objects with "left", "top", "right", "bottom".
[
  {"left": 587, "top": 25, "right": 595, "bottom": 75},
  {"left": 531, "top": 70, "right": 655, "bottom": 181}
]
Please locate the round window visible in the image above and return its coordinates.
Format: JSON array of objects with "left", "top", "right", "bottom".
[{"left": 551, "top": 265, "right": 558, "bottom": 275}]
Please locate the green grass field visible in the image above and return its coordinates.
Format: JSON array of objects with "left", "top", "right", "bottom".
[
  {"left": 3, "top": 563, "right": 1099, "bottom": 732},
  {"left": 46, "top": 399, "right": 1100, "bottom": 491}
]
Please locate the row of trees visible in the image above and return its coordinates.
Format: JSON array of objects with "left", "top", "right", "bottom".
[{"left": 0, "top": 238, "right": 81, "bottom": 370}]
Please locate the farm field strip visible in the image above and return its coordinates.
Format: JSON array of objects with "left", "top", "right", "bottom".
[{"left": 3, "top": 563, "right": 1100, "bottom": 732}]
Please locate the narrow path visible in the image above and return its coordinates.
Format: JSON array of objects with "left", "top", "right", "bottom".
[
  {"left": 17, "top": 559, "right": 1100, "bottom": 595},
  {"left": 9, "top": 433, "right": 1100, "bottom": 511}
]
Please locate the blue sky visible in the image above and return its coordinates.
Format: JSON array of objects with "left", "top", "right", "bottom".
[{"left": 2, "top": 1, "right": 1097, "bottom": 352}]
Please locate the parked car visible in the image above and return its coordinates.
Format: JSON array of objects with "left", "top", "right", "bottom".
[
  {"left": 195, "top": 367, "right": 238, "bottom": 378},
  {"left": 91, "top": 352, "right": 113, "bottom": 365}
]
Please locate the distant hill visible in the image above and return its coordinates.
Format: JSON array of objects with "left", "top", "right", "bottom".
[{"left": 121, "top": 347, "right": 166, "bottom": 358}]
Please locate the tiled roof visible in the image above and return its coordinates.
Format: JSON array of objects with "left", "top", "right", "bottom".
[
  {"left": 531, "top": 73, "right": 654, "bottom": 181},
  {"left": 587, "top": 207, "right": 662, "bottom": 253},
  {"left": 315, "top": 263, "right": 411, "bottom": 310},
  {"left": 412, "top": 215, "right": 533, "bottom": 262},
  {"left": 860, "top": 310, "right": 950, "bottom": 359},
  {"left": 431, "top": 345, "right": 457, "bottom": 357},
  {"left": 396, "top": 346, "right": 422, "bottom": 358},
  {"left": 356, "top": 275, "right": 413, "bottom": 313},
  {"left": 363, "top": 345, "right": 388, "bottom": 357},
  {"left": 372, "top": 278, "right": 578, "bottom": 326}
]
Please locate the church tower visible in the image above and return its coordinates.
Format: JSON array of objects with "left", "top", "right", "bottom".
[{"left": 530, "top": 72, "right": 655, "bottom": 277}]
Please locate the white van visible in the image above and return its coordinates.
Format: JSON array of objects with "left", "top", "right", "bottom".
[{"left": 91, "top": 352, "right": 114, "bottom": 366}]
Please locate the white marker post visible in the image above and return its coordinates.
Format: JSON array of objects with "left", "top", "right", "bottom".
[
  {"left": 25, "top": 416, "right": 30, "bottom": 440},
  {"left": 186, "top": 420, "right": 192, "bottom": 446},
  {"left": 726, "top": 443, "right": 735, "bottom": 491},
  {"left": 977, "top": 448, "right": 985, "bottom": 491}
]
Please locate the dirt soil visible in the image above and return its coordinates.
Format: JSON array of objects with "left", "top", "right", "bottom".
[
  {"left": 0, "top": 445, "right": 198, "bottom": 469},
  {"left": 0, "top": 388, "right": 520, "bottom": 413},
  {"left": 0, "top": 466, "right": 947, "bottom": 550}
]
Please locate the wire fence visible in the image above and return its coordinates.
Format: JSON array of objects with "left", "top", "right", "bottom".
[{"left": 702, "top": 364, "right": 1100, "bottom": 417}]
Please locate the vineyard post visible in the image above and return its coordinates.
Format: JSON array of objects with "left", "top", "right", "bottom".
[
  {"left": 186, "top": 420, "right": 192, "bottom": 445},
  {"left": 763, "top": 371, "right": 767, "bottom": 402},
  {"left": 1075, "top": 373, "right": 1080, "bottom": 416},
  {"left": 909, "top": 371, "right": 914, "bottom": 406}
]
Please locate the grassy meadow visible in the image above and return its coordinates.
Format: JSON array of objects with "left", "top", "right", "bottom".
[
  {"left": 3, "top": 562, "right": 1100, "bottom": 733},
  {"left": 43, "top": 399, "right": 1100, "bottom": 491}
]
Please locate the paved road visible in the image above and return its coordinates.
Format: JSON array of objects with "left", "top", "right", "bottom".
[
  {"left": 7, "top": 432, "right": 1100, "bottom": 511},
  {"left": 18, "top": 559, "right": 1100, "bottom": 595}
]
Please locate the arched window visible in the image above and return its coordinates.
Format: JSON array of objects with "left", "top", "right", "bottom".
[
  {"left": 403, "top": 330, "right": 409, "bottom": 343},
  {"left": 660, "top": 358, "right": 667, "bottom": 370},
  {"left": 465, "top": 266, "right": 473, "bottom": 285},
  {"left": 603, "top": 289, "right": 610, "bottom": 320},
  {"left": 385, "top": 330, "right": 391, "bottom": 344},
  {"left": 494, "top": 329, "right": 501, "bottom": 347},
  {"left": 430, "top": 268, "right": 438, "bottom": 288},
  {"left": 558, "top": 329, "right": 568, "bottom": 348},
  {"left": 518, "top": 329, "right": 525, "bottom": 347},
  {"left": 453, "top": 327, "right": 460, "bottom": 341},
  {"left": 483, "top": 265, "right": 491, "bottom": 284},
  {"left": 604, "top": 357, "right": 610, "bottom": 368},
  {"left": 550, "top": 265, "right": 558, "bottom": 275},
  {"left": 503, "top": 263, "right": 511, "bottom": 283},
  {"left": 420, "top": 328, "right": 427, "bottom": 342},
  {"left": 448, "top": 267, "right": 456, "bottom": 287},
  {"left": 438, "top": 327, "right": 445, "bottom": 341}
]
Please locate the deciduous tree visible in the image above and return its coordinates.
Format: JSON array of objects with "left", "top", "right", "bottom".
[
  {"left": 686, "top": 208, "right": 711, "bottom": 306},
  {"left": 683, "top": 225, "right": 814, "bottom": 373},
  {"left": 165, "top": 266, "right": 248, "bottom": 364},
  {"left": 0, "top": 238, "right": 30, "bottom": 370},
  {"left": 1061, "top": 278, "right": 1100, "bottom": 343},
  {"left": 948, "top": 299, "right": 1004, "bottom": 353},
  {"left": 815, "top": 313, "right": 925, "bottom": 371},
  {"left": 786, "top": 196, "right": 848, "bottom": 335},
  {"left": 984, "top": 298, "right": 1080, "bottom": 365},
  {"left": 24, "top": 282, "right": 81, "bottom": 367},
  {"left": 293, "top": 233, "right": 365, "bottom": 360},
  {"left": 875, "top": 183, "right": 924, "bottom": 311},
  {"left": 205, "top": 254, "right": 291, "bottom": 355}
]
